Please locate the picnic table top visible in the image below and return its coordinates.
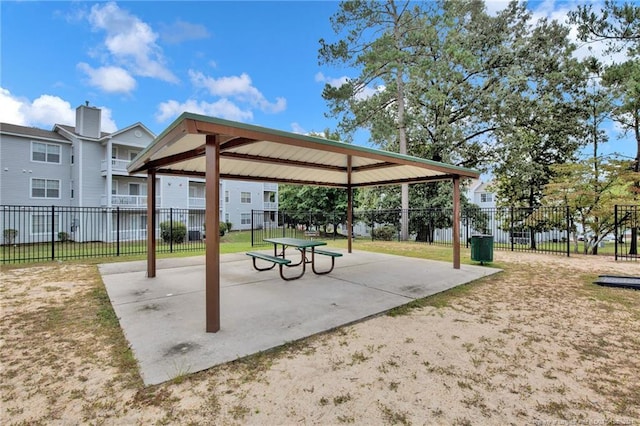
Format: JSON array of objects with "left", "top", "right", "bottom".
[{"left": 263, "top": 237, "right": 327, "bottom": 248}]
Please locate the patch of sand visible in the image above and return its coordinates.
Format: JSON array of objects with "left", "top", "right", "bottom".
[{"left": 1, "top": 252, "right": 639, "bottom": 425}]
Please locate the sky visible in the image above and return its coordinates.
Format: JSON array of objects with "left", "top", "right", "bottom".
[{"left": 0, "top": 0, "right": 634, "bottom": 162}]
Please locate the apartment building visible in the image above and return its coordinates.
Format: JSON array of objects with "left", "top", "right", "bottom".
[{"left": 0, "top": 104, "right": 278, "bottom": 243}]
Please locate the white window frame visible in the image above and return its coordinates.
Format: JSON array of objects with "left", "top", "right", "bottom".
[
  {"left": 129, "top": 183, "right": 141, "bottom": 196},
  {"left": 480, "top": 193, "right": 493, "bottom": 203},
  {"left": 129, "top": 150, "right": 139, "bottom": 161},
  {"left": 31, "top": 141, "right": 61, "bottom": 164},
  {"left": 31, "top": 213, "right": 59, "bottom": 235},
  {"left": 240, "top": 192, "right": 251, "bottom": 203},
  {"left": 31, "top": 178, "right": 61, "bottom": 199},
  {"left": 241, "top": 213, "right": 251, "bottom": 225},
  {"left": 225, "top": 190, "right": 229, "bottom": 203}
]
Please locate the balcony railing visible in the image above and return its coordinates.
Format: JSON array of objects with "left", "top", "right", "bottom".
[
  {"left": 263, "top": 183, "right": 278, "bottom": 191},
  {"left": 263, "top": 201, "right": 278, "bottom": 210},
  {"left": 101, "top": 195, "right": 149, "bottom": 206},
  {"left": 189, "top": 197, "right": 206, "bottom": 208},
  {"left": 101, "top": 159, "right": 131, "bottom": 173}
]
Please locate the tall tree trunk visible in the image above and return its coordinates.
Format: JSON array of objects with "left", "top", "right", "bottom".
[{"left": 393, "top": 6, "right": 409, "bottom": 241}]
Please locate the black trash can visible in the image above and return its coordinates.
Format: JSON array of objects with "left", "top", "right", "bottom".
[{"left": 470, "top": 234, "right": 493, "bottom": 264}]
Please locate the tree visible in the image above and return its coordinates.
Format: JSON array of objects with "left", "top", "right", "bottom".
[
  {"left": 570, "top": 1, "right": 640, "bottom": 254},
  {"left": 491, "top": 15, "right": 587, "bottom": 227},
  {"left": 319, "top": 1, "right": 532, "bottom": 239},
  {"left": 320, "top": 0, "right": 416, "bottom": 239},
  {"left": 544, "top": 160, "right": 634, "bottom": 254},
  {"left": 568, "top": 1, "right": 640, "bottom": 56}
]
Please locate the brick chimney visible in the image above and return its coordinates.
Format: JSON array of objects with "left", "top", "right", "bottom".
[{"left": 75, "top": 102, "right": 102, "bottom": 138}]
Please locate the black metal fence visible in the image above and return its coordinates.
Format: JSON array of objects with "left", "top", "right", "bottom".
[
  {"left": 615, "top": 204, "right": 639, "bottom": 261},
  {"left": 1, "top": 205, "right": 207, "bottom": 264},
  {"left": 252, "top": 206, "right": 638, "bottom": 261}
]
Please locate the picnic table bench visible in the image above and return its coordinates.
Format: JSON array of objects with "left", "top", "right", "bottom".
[
  {"left": 246, "top": 237, "right": 342, "bottom": 280},
  {"left": 246, "top": 251, "right": 300, "bottom": 281}
]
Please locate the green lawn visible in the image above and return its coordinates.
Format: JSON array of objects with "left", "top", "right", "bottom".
[{"left": 1, "top": 230, "right": 635, "bottom": 265}]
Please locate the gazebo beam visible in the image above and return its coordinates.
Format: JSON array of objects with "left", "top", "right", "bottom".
[
  {"left": 205, "top": 135, "right": 221, "bottom": 332},
  {"left": 146, "top": 169, "right": 157, "bottom": 278},
  {"left": 453, "top": 176, "right": 461, "bottom": 269},
  {"left": 347, "top": 155, "right": 353, "bottom": 254}
]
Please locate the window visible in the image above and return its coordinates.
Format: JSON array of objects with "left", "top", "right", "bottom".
[
  {"left": 31, "top": 214, "right": 58, "bottom": 234},
  {"left": 31, "top": 142, "right": 61, "bottom": 163},
  {"left": 70, "top": 181, "right": 74, "bottom": 199},
  {"left": 225, "top": 213, "right": 230, "bottom": 222},
  {"left": 241, "top": 192, "right": 251, "bottom": 203},
  {"left": 31, "top": 178, "right": 60, "bottom": 198},
  {"left": 112, "top": 147, "right": 118, "bottom": 159},
  {"left": 129, "top": 183, "right": 140, "bottom": 196},
  {"left": 480, "top": 193, "right": 493, "bottom": 203},
  {"left": 225, "top": 191, "right": 229, "bottom": 203},
  {"left": 129, "top": 151, "right": 139, "bottom": 161},
  {"left": 241, "top": 213, "right": 251, "bottom": 225}
]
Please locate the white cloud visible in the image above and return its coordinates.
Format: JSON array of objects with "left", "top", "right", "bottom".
[
  {"left": 155, "top": 99, "right": 253, "bottom": 123},
  {"left": 84, "top": 1, "right": 178, "bottom": 91},
  {"left": 77, "top": 63, "right": 136, "bottom": 93},
  {"left": 0, "top": 88, "right": 27, "bottom": 125},
  {"left": 0, "top": 87, "right": 117, "bottom": 132},
  {"left": 189, "top": 70, "right": 286, "bottom": 113}
]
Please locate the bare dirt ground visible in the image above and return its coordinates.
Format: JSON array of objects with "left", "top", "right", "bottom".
[{"left": 1, "top": 251, "right": 639, "bottom": 425}]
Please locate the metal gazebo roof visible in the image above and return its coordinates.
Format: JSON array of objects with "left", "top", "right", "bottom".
[{"left": 127, "top": 113, "right": 479, "bottom": 184}]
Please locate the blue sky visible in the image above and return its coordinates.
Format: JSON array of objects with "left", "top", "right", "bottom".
[{"left": 0, "top": 1, "right": 634, "bottom": 162}]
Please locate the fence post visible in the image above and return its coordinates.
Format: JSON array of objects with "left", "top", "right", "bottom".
[
  {"left": 465, "top": 209, "right": 469, "bottom": 248},
  {"left": 614, "top": 205, "right": 618, "bottom": 261},
  {"left": 169, "top": 208, "right": 173, "bottom": 253},
  {"left": 251, "top": 209, "right": 254, "bottom": 247},
  {"left": 116, "top": 207, "right": 121, "bottom": 256},
  {"left": 371, "top": 211, "right": 374, "bottom": 241},
  {"left": 51, "top": 205, "right": 55, "bottom": 261},
  {"left": 565, "top": 206, "right": 570, "bottom": 257},
  {"left": 510, "top": 207, "right": 514, "bottom": 252}
]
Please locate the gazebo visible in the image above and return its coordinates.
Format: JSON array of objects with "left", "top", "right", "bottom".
[{"left": 128, "top": 113, "right": 479, "bottom": 332}]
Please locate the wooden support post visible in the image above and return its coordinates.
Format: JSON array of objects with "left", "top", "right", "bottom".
[
  {"left": 347, "top": 155, "right": 353, "bottom": 254},
  {"left": 205, "top": 135, "right": 221, "bottom": 332},
  {"left": 146, "top": 169, "right": 156, "bottom": 278},
  {"left": 453, "top": 176, "right": 461, "bottom": 269}
]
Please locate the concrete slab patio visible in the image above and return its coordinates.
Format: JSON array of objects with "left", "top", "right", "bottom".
[{"left": 99, "top": 250, "right": 501, "bottom": 385}]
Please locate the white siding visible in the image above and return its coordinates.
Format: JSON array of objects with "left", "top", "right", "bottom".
[{"left": 0, "top": 134, "right": 72, "bottom": 206}]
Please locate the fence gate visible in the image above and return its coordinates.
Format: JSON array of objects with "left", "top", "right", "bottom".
[{"left": 615, "top": 205, "right": 639, "bottom": 261}]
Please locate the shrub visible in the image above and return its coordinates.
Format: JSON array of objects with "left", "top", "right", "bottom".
[
  {"left": 57, "top": 231, "right": 71, "bottom": 243},
  {"left": 372, "top": 225, "right": 396, "bottom": 241},
  {"left": 225, "top": 221, "right": 233, "bottom": 232},
  {"left": 160, "top": 221, "right": 187, "bottom": 244},
  {"left": 3, "top": 229, "right": 18, "bottom": 244},
  {"left": 203, "top": 222, "right": 229, "bottom": 238}
]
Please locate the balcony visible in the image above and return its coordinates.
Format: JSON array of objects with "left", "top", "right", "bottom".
[
  {"left": 263, "top": 183, "right": 278, "bottom": 191},
  {"left": 189, "top": 197, "right": 206, "bottom": 208},
  {"left": 101, "top": 159, "right": 132, "bottom": 175},
  {"left": 263, "top": 201, "right": 278, "bottom": 210}
]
